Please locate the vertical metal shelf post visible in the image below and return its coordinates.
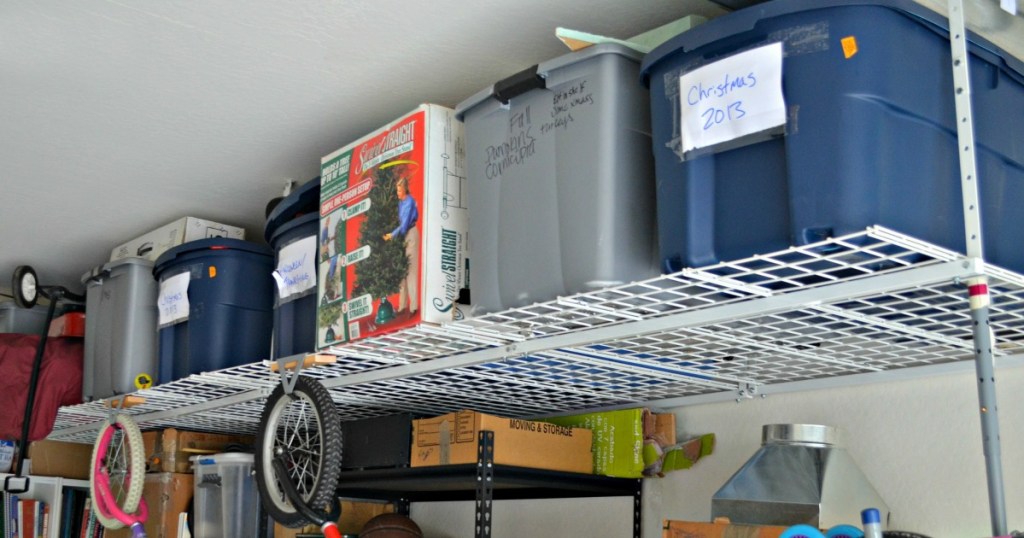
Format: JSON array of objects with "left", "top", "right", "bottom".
[
  {"left": 475, "top": 431, "right": 495, "bottom": 538},
  {"left": 947, "top": 0, "right": 1007, "bottom": 533}
]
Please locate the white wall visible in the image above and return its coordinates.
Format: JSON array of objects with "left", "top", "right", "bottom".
[{"left": 412, "top": 365, "right": 1023, "bottom": 537}]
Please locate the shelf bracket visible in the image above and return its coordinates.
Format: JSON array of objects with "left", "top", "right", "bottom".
[
  {"left": 947, "top": 0, "right": 1007, "bottom": 533},
  {"left": 736, "top": 382, "right": 759, "bottom": 402},
  {"left": 475, "top": 431, "right": 495, "bottom": 538}
]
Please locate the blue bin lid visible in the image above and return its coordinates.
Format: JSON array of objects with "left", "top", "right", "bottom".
[
  {"left": 640, "top": 0, "right": 1024, "bottom": 86},
  {"left": 269, "top": 212, "right": 320, "bottom": 249},
  {"left": 154, "top": 237, "right": 273, "bottom": 278},
  {"left": 264, "top": 176, "right": 321, "bottom": 243},
  {"left": 456, "top": 42, "right": 645, "bottom": 120}
]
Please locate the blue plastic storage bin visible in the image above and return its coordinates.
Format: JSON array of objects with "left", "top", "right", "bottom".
[
  {"left": 264, "top": 177, "right": 320, "bottom": 359},
  {"left": 641, "top": 0, "right": 1024, "bottom": 272},
  {"left": 264, "top": 177, "right": 321, "bottom": 243},
  {"left": 267, "top": 212, "right": 319, "bottom": 358},
  {"left": 154, "top": 238, "right": 275, "bottom": 382}
]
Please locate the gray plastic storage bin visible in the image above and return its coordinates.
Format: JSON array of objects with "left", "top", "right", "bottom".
[
  {"left": 456, "top": 42, "right": 659, "bottom": 314},
  {"left": 193, "top": 452, "right": 260, "bottom": 538},
  {"left": 0, "top": 302, "right": 49, "bottom": 335},
  {"left": 81, "top": 258, "right": 158, "bottom": 400}
]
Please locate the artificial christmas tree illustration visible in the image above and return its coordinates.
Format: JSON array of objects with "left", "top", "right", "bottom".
[{"left": 352, "top": 165, "right": 410, "bottom": 325}]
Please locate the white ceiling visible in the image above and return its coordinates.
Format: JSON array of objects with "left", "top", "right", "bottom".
[{"left": 2, "top": 0, "right": 1020, "bottom": 295}]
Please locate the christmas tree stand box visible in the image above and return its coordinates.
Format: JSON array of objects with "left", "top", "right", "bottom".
[
  {"left": 317, "top": 104, "right": 469, "bottom": 346},
  {"left": 410, "top": 409, "right": 593, "bottom": 474}
]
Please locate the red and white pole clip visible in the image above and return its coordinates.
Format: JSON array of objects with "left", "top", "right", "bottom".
[{"left": 967, "top": 277, "right": 990, "bottom": 311}]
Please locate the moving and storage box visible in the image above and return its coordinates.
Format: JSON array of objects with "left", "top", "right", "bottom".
[
  {"left": 142, "top": 428, "right": 253, "bottom": 473},
  {"left": 411, "top": 410, "right": 592, "bottom": 474},
  {"left": 110, "top": 216, "right": 245, "bottom": 262},
  {"left": 317, "top": 105, "right": 469, "bottom": 347},
  {"left": 107, "top": 473, "right": 193, "bottom": 538}
]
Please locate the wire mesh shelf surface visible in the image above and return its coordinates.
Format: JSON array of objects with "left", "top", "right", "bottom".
[{"left": 48, "top": 226, "right": 1024, "bottom": 442}]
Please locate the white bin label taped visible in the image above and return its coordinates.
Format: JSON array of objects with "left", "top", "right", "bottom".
[
  {"left": 272, "top": 235, "right": 317, "bottom": 301},
  {"left": 158, "top": 271, "right": 190, "bottom": 326},
  {"left": 678, "top": 42, "right": 786, "bottom": 154}
]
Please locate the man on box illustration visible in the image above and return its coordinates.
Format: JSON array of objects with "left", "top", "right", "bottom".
[{"left": 384, "top": 175, "right": 419, "bottom": 317}]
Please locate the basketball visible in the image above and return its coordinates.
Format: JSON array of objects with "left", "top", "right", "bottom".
[{"left": 359, "top": 513, "right": 424, "bottom": 538}]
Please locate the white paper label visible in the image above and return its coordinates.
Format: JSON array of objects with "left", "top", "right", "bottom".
[
  {"left": 678, "top": 42, "right": 786, "bottom": 154},
  {"left": 1001, "top": 0, "right": 1017, "bottom": 15},
  {"left": 272, "top": 235, "right": 317, "bottom": 301},
  {"left": 158, "top": 272, "right": 190, "bottom": 326}
]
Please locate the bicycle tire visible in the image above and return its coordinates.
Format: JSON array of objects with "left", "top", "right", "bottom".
[
  {"left": 90, "top": 413, "right": 145, "bottom": 529},
  {"left": 255, "top": 376, "right": 342, "bottom": 528}
]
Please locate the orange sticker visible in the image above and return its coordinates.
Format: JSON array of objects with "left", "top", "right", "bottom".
[
  {"left": 841, "top": 36, "right": 858, "bottom": 59},
  {"left": 208, "top": 265, "right": 217, "bottom": 278}
]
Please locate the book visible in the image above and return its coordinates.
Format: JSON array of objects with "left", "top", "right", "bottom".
[
  {"left": 9, "top": 494, "right": 19, "bottom": 538},
  {"left": 19, "top": 498, "right": 36, "bottom": 538}
]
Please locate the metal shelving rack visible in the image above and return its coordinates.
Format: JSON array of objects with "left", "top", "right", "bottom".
[{"left": 45, "top": 0, "right": 1019, "bottom": 534}]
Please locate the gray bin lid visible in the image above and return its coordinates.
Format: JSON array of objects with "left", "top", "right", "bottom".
[
  {"left": 456, "top": 42, "right": 646, "bottom": 119},
  {"left": 82, "top": 256, "right": 155, "bottom": 284}
]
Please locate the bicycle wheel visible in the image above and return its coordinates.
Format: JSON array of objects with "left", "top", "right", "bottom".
[
  {"left": 90, "top": 413, "right": 145, "bottom": 529},
  {"left": 255, "top": 376, "right": 342, "bottom": 528}
]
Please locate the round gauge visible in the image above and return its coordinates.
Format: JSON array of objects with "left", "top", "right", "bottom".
[{"left": 12, "top": 265, "right": 39, "bottom": 309}]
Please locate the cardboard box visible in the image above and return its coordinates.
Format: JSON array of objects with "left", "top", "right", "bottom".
[
  {"left": 108, "top": 473, "right": 193, "bottom": 538},
  {"left": 26, "top": 440, "right": 94, "bottom": 479},
  {"left": 274, "top": 501, "right": 394, "bottom": 538},
  {"left": 142, "top": 428, "right": 254, "bottom": 474},
  {"left": 663, "top": 519, "right": 788, "bottom": 538},
  {"left": 542, "top": 408, "right": 676, "bottom": 478},
  {"left": 110, "top": 216, "right": 245, "bottom": 262},
  {"left": 411, "top": 410, "right": 592, "bottom": 474},
  {"left": 317, "top": 104, "right": 469, "bottom": 347}
]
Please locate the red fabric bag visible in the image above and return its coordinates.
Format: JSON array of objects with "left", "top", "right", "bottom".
[{"left": 0, "top": 334, "right": 83, "bottom": 441}]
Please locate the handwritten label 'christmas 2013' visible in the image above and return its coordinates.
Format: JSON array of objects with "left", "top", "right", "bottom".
[
  {"left": 541, "top": 80, "right": 594, "bottom": 134},
  {"left": 678, "top": 42, "right": 786, "bottom": 154},
  {"left": 485, "top": 107, "right": 536, "bottom": 180},
  {"left": 158, "top": 271, "right": 190, "bottom": 326},
  {"left": 272, "top": 235, "right": 316, "bottom": 301}
]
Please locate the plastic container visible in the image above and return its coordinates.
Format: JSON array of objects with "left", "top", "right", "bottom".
[
  {"left": 456, "top": 42, "right": 659, "bottom": 313},
  {"left": 81, "top": 258, "right": 159, "bottom": 400},
  {"left": 264, "top": 176, "right": 321, "bottom": 244},
  {"left": 192, "top": 452, "right": 260, "bottom": 538},
  {"left": 0, "top": 301, "right": 49, "bottom": 335},
  {"left": 265, "top": 177, "right": 320, "bottom": 359},
  {"left": 154, "top": 238, "right": 274, "bottom": 383},
  {"left": 641, "top": 0, "right": 1024, "bottom": 272}
]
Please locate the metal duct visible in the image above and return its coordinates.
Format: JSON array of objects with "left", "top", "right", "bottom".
[{"left": 711, "top": 424, "right": 889, "bottom": 529}]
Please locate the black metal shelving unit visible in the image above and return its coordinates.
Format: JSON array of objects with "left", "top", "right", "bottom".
[{"left": 334, "top": 431, "right": 642, "bottom": 538}]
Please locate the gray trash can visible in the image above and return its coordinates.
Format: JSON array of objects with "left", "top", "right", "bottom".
[{"left": 81, "top": 257, "right": 159, "bottom": 400}]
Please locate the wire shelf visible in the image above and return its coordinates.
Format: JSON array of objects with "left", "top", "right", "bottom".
[{"left": 47, "top": 226, "right": 1024, "bottom": 443}]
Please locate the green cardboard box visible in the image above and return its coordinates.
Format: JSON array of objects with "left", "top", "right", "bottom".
[{"left": 543, "top": 408, "right": 674, "bottom": 478}]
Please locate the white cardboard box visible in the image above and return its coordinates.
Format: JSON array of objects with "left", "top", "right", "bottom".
[
  {"left": 317, "top": 104, "right": 469, "bottom": 347},
  {"left": 110, "top": 216, "right": 245, "bottom": 262}
]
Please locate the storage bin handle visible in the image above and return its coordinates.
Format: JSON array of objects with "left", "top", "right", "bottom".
[{"left": 493, "top": 64, "right": 546, "bottom": 104}]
